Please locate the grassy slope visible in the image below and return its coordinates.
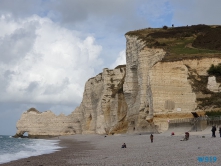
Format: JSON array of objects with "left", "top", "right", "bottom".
[{"left": 126, "top": 25, "right": 221, "bottom": 61}]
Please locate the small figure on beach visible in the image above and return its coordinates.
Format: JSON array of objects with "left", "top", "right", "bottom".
[
  {"left": 171, "top": 132, "right": 174, "bottom": 136},
  {"left": 219, "top": 127, "right": 221, "bottom": 137},
  {"left": 184, "top": 132, "right": 189, "bottom": 140},
  {"left": 211, "top": 125, "right": 216, "bottom": 137},
  {"left": 121, "top": 143, "right": 126, "bottom": 148},
  {"left": 180, "top": 132, "right": 189, "bottom": 141},
  {"left": 150, "top": 134, "right": 153, "bottom": 143}
]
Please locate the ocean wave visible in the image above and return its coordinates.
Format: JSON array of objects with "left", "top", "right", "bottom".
[{"left": 0, "top": 139, "right": 62, "bottom": 164}]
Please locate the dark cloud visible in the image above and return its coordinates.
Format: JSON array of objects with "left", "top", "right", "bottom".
[
  {"left": 50, "top": 0, "right": 136, "bottom": 22},
  {"left": 43, "top": 78, "right": 70, "bottom": 95},
  {"left": 48, "top": 0, "right": 150, "bottom": 32},
  {"left": 25, "top": 81, "right": 39, "bottom": 92},
  {"left": 0, "top": 0, "right": 151, "bottom": 32},
  {"left": 170, "top": 0, "right": 221, "bottom": 26},
  {"left": 0, "top": 23, "right": 37, "bottom": 63},
  {"left": 0, "top": 0, "right": 48, "bottom": 18},
  {"left": 3, "top": 70, "right": 15, "bottom": 79}
]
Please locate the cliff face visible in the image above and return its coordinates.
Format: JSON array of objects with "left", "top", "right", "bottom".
[
  {"left": 15, "top": 67, "right": 128, "bottom": 137},
  {"left": 71, "top": 67, "right": 128, "bottom": 135},
  {"left": 15, "top": 25, "right": 221, "bottom": 137},
  {"left": 124, "top": 35, "right": 166, "bottom": 133}
]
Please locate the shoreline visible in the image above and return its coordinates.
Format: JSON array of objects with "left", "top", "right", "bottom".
[
  {"left": 1, "top": 135, "right": 95, "bottom": 166},
  {"left": 1, "top": 131, "right": 221, "bottom": 165}
]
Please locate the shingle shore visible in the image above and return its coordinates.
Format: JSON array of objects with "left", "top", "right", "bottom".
[{"left": 2, "top": 130, "right": 221, "bottom": 166}]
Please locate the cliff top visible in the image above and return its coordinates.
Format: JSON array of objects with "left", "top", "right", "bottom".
[{"left": 126, "top": 24, "right": 221, "bottom": 61}]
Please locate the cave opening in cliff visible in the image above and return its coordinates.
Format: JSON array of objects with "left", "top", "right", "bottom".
[{"left": 23, "top": 132, "right": 28, "bottom": 137}]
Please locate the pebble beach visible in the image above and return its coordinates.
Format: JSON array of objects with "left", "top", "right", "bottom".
[{"left": 1, "top": 131, "right": 221, "bottom": 166}]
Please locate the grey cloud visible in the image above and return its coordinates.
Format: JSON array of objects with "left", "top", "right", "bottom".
[
  {"left": 25, "top": 81, "right": 39, "bottom": 92},
  {"left": 50, "top": 0, "right": 135, "bottom": 23},
  {"left": 0, "top": 70, "right": 16, "bottom": 95},
  {"left": 170, "top": 0, "right": 221, "bottom": 26},
  {"left": 0, "top": 24, "right": 37, "bottom": 63},
  {"left": 43, "top": 77, "right": 70, "bottom": 95},
  {"left": 48, "top": 0, "right": 150, "bottom": 33},
  {"left": 4, "top": 70, "right": 16, "bottom": 79},
  {"left": 0, "top": 0, "right": 46, "bottom": 18},
  {"left": 0, "top": 77, "right": 9, "bottom": 95},
  {"left": 0, "top": 0, "right": 150, "bottom": 32}
]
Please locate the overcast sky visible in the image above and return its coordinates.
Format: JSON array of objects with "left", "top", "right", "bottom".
[{"left": 1, "top": 0, "right": 221, "bottom": 135}]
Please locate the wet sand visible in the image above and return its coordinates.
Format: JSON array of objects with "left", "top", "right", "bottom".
[{"left": 1, "top": 131, "right": 221, "bottom": 166}]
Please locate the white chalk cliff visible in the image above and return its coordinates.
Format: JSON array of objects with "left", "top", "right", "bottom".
[{"left": 15, "top": 26, "right": 221, "bottom": 137}]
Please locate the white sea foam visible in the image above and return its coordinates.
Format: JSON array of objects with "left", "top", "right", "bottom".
[{"left": 0, "top": 138, "right": 61, "bottom": 164}]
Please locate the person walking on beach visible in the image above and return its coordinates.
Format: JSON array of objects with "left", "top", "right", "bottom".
[
  {"left": 184, "top": 132, "right": 189, "bottom": 141},
  {"left": 219, "top": 127, "right": 221, "bottom": 137},
  {"left": 211, "top": 125, "right": 216, "bottom": 137},
  {"left": 150, "top": 134, "right": 153, "bottom": 143}
]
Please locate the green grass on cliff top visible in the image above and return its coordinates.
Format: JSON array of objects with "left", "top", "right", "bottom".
[{"left": 126, "top": 25, "right": 221, "bottom": 61}]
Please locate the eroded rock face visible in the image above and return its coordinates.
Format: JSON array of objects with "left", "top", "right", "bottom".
[
  {"left": 15, "top": 108, "right": 79, "bottom": 138},
  {"left": 15, "top": 67, "right": 128, "bottom": 137},
  {"left": 15, "top": 33, "right": 221, "bottom": 137},
  {"left": 124, "top": 35, "right": 166, "bottom": 133},
  {"left": 71, "top": 67, "right": 128, "bottom": 135},
  {"left": 150, "top": 61, "right": 197, "bottom": 114},
  {"left": 150, "top": 59, "right": 221, "bottom": 132},
  {"left": 207, "top": 76, "right": 221, "bottom": 92}
]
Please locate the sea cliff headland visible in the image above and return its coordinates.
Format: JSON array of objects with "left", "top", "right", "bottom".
[{"left": 15, "top": 25, "right": 221, "bottom": 138}]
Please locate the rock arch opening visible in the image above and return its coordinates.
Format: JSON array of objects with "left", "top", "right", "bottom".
[
  {"left": 23, "top": 132, "right": 28, "bottom": 137},
  {"left": 16, "top": 131, "right": 29, "bottom": 138}
]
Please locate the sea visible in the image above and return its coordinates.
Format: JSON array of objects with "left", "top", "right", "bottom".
[{"left": 0, "top": 135, "right": 61, "bottom": 164}]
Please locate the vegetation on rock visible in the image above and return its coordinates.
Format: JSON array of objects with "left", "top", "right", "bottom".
[
  {"left": 162, "top": 25, "right": 168, "bottom": 30},
  {"left": 198, "top": 93, "right": 221, "bottom": 108},
  {"left": 205, "top": 110, "right": 221, "bottom": 117},
  {"left": 207, "top": 63, "right": 221, "bottom": 76},
  {"left": 126, "top": 24, "right": 221, "bottom": 61}
]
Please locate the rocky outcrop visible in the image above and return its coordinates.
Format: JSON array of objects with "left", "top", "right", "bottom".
[
  {"left": 207, "top": 76, "right": 221, "bottom": 92},
  {"left": 123, "top": 35, "right": 166, "bottom": 133},
  {"left": 15, "top": 66, "right": 128, "bottom": 137},
  {"left": 14, "top": 108, "right": 79, "bottom": 138},
  {"left": 15, "top": 27, "right": 221, "bottom": 137},
  {"left": 71, "top": 66, "right": 128, "bottom": 135}
]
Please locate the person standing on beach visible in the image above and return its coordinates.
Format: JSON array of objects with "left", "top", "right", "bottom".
[
  {"left": 150, "top": 134, "right": 153, "bottom": 143},
  {"left": 219, "top": 127, "right": 221, "bottom": 137},
  {"left": 211, "top": 125, "right": 216, "bottom": 137}
]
